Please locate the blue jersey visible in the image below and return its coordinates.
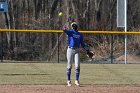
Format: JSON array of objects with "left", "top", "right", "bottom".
[{"left": 64, "top": 29, "right": 86, "bottom": 49}]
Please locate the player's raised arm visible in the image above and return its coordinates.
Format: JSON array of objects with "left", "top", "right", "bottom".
[
  {"left": 63, "top": 25, "right": 70, "bottom": 33},
  {"left": 63, "top": 25, "right": 68, "bottom": 32},
  {"left": 63, "top": 25, "right": 72, "bottom": 35}
]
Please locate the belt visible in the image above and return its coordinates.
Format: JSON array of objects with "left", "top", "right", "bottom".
[{"left": 68, "top": 46, "right": 79, "bottom": 49}]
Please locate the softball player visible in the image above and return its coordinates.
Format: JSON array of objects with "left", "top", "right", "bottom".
[{"left": 63, "top": 22, "right": 89, "bottom": 86}]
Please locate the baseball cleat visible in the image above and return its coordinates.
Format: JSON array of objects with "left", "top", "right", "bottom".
[
  {"left": 75, "top": 80, "right": 80, "bottom": 86},
  {"left": 67, "top": 81, "right": 72, "bottom": 86}
]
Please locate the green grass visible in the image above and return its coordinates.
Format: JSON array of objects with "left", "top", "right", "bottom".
[{"left": 0, "top": 63, "right": 140, "bottom": 85}]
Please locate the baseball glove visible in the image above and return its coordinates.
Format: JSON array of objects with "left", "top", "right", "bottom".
[{"left": 87, "top": 51, "right": 95, "bottom": 59}]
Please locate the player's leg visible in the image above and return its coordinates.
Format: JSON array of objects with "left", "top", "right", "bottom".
[
  {"left": 74, "top": 49, "right": 80, "bottom": 86},
  {"left": 66, "top": 48, "right": 74, "bottom": 86}
]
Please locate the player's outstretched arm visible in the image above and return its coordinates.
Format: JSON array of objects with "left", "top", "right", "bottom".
[{"left": 63, "top": 25, "right": 68, "bottom": 32}]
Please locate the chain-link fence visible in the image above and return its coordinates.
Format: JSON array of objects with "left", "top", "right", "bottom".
[{"left": 1, "top": 32, "right": 140, "bottom": 64}]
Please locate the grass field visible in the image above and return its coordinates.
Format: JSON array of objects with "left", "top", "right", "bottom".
[{"left": 0, "top": 63, "right": 140, "bottom": 85}]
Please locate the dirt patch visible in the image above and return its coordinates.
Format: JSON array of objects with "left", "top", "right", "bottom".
[
  {"left": 0, "top": 85, "right": 140, "bottom": 93},
  {"left": 115, "top": 54, "right": 140, "bottom": 63}
]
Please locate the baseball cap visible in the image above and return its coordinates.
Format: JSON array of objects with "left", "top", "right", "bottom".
[{"left": 71, "top": 22, "right": 78, "bottom": 28}]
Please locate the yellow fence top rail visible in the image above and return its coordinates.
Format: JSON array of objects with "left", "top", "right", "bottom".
[{"left": 0, "top": 29, "right": 140, "bottom": 34}]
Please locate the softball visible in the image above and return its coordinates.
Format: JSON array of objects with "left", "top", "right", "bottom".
[{"left": 58, "top": 12, "right": 63, "bottom": 16}]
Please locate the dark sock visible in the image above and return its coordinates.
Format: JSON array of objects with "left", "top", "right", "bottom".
[
  {"left": 66, "top": 68, "right": 71, "bottom": 81},
  {"left": 75, "top": 68, "right": 80, "bottom": 80},
  {"left": 76, "top": 73, "right": 79, "bottom": 80},
  {"left": 68, "top": 73, "right": 71, "bottom": 80}
]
